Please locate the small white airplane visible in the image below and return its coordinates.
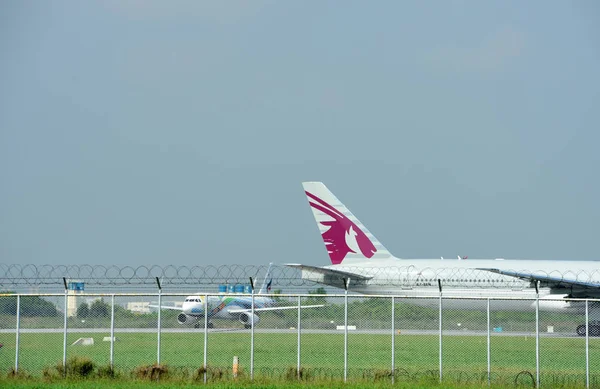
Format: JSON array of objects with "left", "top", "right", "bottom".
[
  {"left": 151, "top": 263, "right": 323, "bottom": 329},
  {"left": 287, "top": 182, "right": 600, "bottom": 336}
]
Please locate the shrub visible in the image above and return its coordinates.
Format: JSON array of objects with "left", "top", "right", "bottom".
[
  {"left": 285, "top": 366, "right": 309, "bottom": 381},
  {"left": 76, "top": 302, "right": 89, "bottom": 318},
  {"left": 194, "top": 366, "right": 228, "bottom": 381},
  {"left": 66, "top": 356, "right": 95, "bottom": 378},
  {"left": 193, "top": 366, "right": 208, "bottom": 381},
  {"left": 6, "top": 367, "right": 31, "bottom": 379},
  {"left": 89, "top": 299, "right": 109, "bottom": 318},
  {"left": 373, "top": 369, "right": 393, "bottom": 381},
  {"left": 96, "top": 365, "right": 117, "bottom": 379},
  {"left": 133, "top": 364, "right": 169, "bottom": 381},
  {"left": 43, "top": 356, "right": 96, "bottom": 379}
]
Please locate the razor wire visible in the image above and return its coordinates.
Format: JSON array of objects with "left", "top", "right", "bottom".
[
  {"left": 2, "top": 263, "right": 600, "bottom": 293},
  {"left": 0, "top": 263, "right": 599, "bottom": 290}
]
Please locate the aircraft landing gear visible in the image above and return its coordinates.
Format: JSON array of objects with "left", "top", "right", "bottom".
[
  {"left": 208, "top": 322, "right": 214, "bottom": 329},
  {"left": 576, "top": 321, "right": 600, "bottom": 336},
  {"left": 244, "top": 324, "right": 252, "bottom": 329}
]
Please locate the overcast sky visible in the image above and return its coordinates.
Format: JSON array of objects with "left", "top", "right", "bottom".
[{"left": 1, "top": 1, "right": 599, "bottom": 268}]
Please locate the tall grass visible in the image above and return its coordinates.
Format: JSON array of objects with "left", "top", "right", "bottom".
[
  {"left": 0, "top": 376, "right": 596, "bottom": 389},
  {"left": 1, "top": 332, "right": 599, "bottom": 387}
]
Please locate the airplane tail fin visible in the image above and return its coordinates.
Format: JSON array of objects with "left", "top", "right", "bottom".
[
  {"left": 302, "top": 182, "right": 393, "bottom": 264},
  {"left": 257, "top": 262, "right": 274, "bottom": 294}
]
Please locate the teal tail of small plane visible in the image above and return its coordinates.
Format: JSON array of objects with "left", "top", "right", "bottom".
[{"left": 257, "top": 262, "right": 273, "bottom": 294}]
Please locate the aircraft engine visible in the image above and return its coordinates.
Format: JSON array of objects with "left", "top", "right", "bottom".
[
  {"left": 533, "top": 294, "right": 576, "bottom": 313},
  {"left": 177, "top": 313, "right": 198, "bottom": 326},
  {"left": 239, "top": 312, "right": 260, "bottom": 327}
]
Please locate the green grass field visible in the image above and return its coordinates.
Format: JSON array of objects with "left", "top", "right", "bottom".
[{"left": 1, "top": 331, "right": 600, "bottom": 387}]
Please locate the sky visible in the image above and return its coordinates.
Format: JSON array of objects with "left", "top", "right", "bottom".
[{"left": 1, "top": 1, "right": 599, "bottom": 269}]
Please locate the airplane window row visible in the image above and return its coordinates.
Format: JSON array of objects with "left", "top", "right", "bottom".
[{"left": 421, "top": 279, "right": 504, "bottom": 283}]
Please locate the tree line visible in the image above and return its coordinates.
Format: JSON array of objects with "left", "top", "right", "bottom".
[{"left": 0, "top": 291, "right": 58, "bottom": 317}]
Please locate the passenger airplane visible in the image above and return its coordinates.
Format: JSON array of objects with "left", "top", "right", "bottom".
[
  {"left": 151, "top": 264, "right": 323, "bottom": 329},
  {"left": 287, "top": 182, "right": 600, "bottom": 336}
]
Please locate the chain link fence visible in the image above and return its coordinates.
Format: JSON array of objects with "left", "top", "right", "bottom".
[{"left": 1, "top": 290, "right": 599, "bottom": 386}]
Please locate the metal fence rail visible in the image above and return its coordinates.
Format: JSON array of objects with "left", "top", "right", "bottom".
[{"left": 0, "top": 290, "right": 599, "bottom": 387}]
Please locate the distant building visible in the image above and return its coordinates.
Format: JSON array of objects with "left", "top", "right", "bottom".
[
  {"left": 127, "top": 302, "right": 151, "bottom": 314},
  {"left": 123, "top": 300, "right": 183, "bottom": 314},
  {"left": 66, "top": 280, "right": 84, "bottom": 317}
]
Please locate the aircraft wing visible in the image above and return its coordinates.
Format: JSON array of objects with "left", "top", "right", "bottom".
[
  {"left": 227, "top": 304, "right": 324, "bottom": 314},
  {"left": 148, "top": 305, "right": 182, "bottom": 311},
  {"left": 285, "top": 263, "right": 372, "bottom": 289},
  {"left": 477, "top": 268, "right": 600, "bottom": 298}
]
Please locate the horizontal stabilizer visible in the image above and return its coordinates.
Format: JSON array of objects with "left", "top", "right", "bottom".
[
  {"left": 148, "top": 304, "right": 182, "bottom": 311},
  {"left": 227, "top": 304, "right": 324, "bottom": 314},
  {"left": 286, "top": 263, "right": 371, "bottom": 290},
  {"left": 477, "top": 268, "right": 600, "bottom": 297}
]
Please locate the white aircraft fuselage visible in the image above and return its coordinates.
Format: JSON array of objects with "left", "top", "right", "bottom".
[
  {"left": 289, "top": 182, "right": 600, "bottom": 324},
  {"left": 314, "top": 258, "right": 600, "bottom": 313},
  {"left": 179, "top": 294, "right": 276, "bottom": 321}
]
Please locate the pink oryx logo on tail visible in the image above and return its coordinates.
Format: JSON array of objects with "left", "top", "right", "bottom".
[{"left": 306, "top": 191, "right": 377, "bottom": 264}]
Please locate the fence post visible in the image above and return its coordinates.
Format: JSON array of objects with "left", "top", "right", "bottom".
[
  {"left": 15, "top": 294, "right": 20, "bottom": 373},
  {"left": 156, "top": 277, "right": 162, "bottom": 365},
  {"left": 297, "top": 295, "right": 301, "bottom": 380},
  {"left": 391, "top": 296, "right": 395, "bottom": 384},
  {"left": 438, "top": 279, "right": 443, "bottom": 383},
  {"left": 250, "top": 277, "right": 255, "bottom": 380},
  {"left": 344, "top": 278, "right": 350, "bottom": 383},
  {"left": 110, "top": 294, "right": 115, "bottom": 369},
  {"left": 585, "top": 300, "right": 589, "bottom": 389},
  {"left": 535, "top": 281, "right": 540, "bottom": 389},
  {"left": 203, "top": 293, "right": 208, "bottom": 384},
  {"left": 62, "top": 278, "right": 68, "bottom": 375},
  {"left": 487, "top": 297, "right": 491, "bottom": 386}
]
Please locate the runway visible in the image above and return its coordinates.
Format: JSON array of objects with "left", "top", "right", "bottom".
[{"left": 0, "top": 327, "right": 585, "bottom": 337}]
